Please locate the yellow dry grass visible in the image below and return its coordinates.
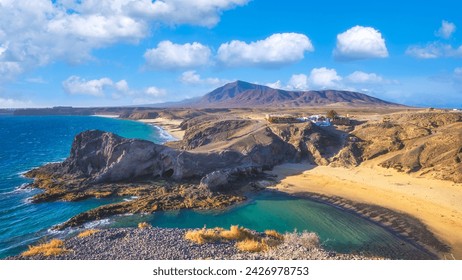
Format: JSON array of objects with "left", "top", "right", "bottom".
[
  {"left": 184, "top": 228, "right": 222, "bottom": 244},
  {"left": 235, "top": 239, "right": 267, "bottom": 252},
  {"left": 138, "top": 222, "right": 151, "bottom": 229},
  {"left": 77, "top": 229, "right": 100, "bottom": 238},
  {"left": 219, "top": 225, "right": 256, "bottom": 241},
  {"left": 184, "top": 225, "right": 284, "bottom": 253},
  {"left": 21, "top": 239, "right": 69, "bottom": 257},
  {"left": 264, "top": 230, "right": 284, "bottom": 240}
]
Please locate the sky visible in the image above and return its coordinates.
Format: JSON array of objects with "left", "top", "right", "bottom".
[{"left": 0, "top": 0, "right": 462, "bottom": 108}]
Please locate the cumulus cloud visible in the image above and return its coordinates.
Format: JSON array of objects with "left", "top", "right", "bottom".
[
  {"left": 61, "top": 75, "right": 169, "bottom": 102},
  {"left": 127, "top": 0, "right": 250, "bottom": 27},
  {"left": 407, "top": 21, "right": 462, "bottom": 59},
  {"left": 217, "top": 33, "right": 314, "bottom": 67},
  {"left": 114, "top": 80, "right": 129, "bottom": 93},
  {"left": 144, "top": 41, "right": 212, "bottom": 69},
  {"left": 62, "top": 76, "right": 130, "bottom": 97},
  {"left": 406, "top": 42, "right": 462, "bottom": 59},
  {"left": 346, "top": 71, "right": 385, "bottom": 84},
  {"left": 265, "top": 80, "right": 284, "bottom": 90},
  {"left": 287, "top": 74, "right": 309, "bottom": 90},
  {"left": 309, "top": 67, "right": 342, "bottom": 88},
  {"left": 62, "top": 76, "right": 114, "bottom": 96},
  {"left": 334, "top": 26, "right": 388, "bottom": 60},
  {"left": 436, "top": 20, "right": 456, "bottom": 39},
  {"left": 145, "top": 86, "right": 166, "bottom": 97},
  {"left": 179, "top": 70, "right": 228, "bottom": 86},
  {"left": 0, "top": 0, "right": 248, "bottom": 80},
  {"left": 267, "top": 68, "right": 394, "bottom": 92},
  {"left": 0, "top": 97, "right": 34, "bottom": 108}
]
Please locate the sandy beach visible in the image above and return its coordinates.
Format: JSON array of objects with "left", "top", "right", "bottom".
[
  {"left": 136, "top": 118, "right": 185, "bottom": 140},
  {"left": 268, "top": 162, "right": 462, "bottom": 259}
]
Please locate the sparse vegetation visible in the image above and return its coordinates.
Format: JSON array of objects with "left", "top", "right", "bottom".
[
  {"left": 138, "top": 222, "right": 152, "bottom": 229},
  {"left": 219, "top": 225, "right": 256, "bottom": 241},
  {"left": 184, "top": 226, "right": 285, "bottom": 252},
  {"left": 21, "top": 239, "right": 70, "bottom": 257},
  {"left": 235, "top": 239, "right": 267, "bottom": 252},
  {"left": 184, "top": 227, "right": 222, "bottom": 244},
  {"left": 77, "top": 229, "right": 100, "bottom": 238},
  {"left": 264, "top": 229, "right": 284, "bottom": 240},
  {"left": 326, "top": 110, "right": 338, "bottom": 119}
]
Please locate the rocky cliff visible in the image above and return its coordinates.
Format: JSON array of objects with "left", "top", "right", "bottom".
[{"left": 351, "top": 112, "right": 462, "bottom": 182}]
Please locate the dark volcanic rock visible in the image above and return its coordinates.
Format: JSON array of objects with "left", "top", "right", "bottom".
[{"left": 29, "top": 130, "right": 179, "bottom": 183}]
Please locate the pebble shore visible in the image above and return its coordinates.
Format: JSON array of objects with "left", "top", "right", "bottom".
[{"left": 11, "top": 227, "right": 371, "bottom": 260}]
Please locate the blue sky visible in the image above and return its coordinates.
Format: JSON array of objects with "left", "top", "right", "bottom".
[{"left": 0, "top": 0, "right": 461, "bottom": 108}]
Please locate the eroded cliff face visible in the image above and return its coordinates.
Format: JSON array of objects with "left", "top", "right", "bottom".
[{"left": 351, "top": 112, "right": 462, "bottom": 183}]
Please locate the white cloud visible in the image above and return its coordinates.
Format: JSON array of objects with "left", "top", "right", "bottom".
[
  {"left": 217, "top": 33, "right": 314, "bottom": 67},
  {"left": 114, "top": 80, "right": 130, "bottom": 92},
  {"left": 62, "top": 75, "right": 169, "bottom": 101},
  {"left": 265, "top": 80, "right": 284, "bottom": 90},
  {"left": 127, "top": 0, "right": 250, "bottom": 27},
  {"left": 334, "top": 26, "right": 388, "bottom": 60},
  {"left": 0, "top": 97, "right": 33, "bottom": 108},
  {"left": 406, "top": 42, "right": 462, "bottom": 59},
  {"left": 179, "top": 70, "right": 227, "bottom": 86},
  {"left": 346, "top": 71, "right": 385, "bottom": 84},
  {"left": 436, "top": 20, "right": 456, "bottom": 39},
  {"left": 0, "top": 62, "right": 23, "bottom": 81},
  {"left": 0, "top": 0, "right": 248, "bottom": 81},
  {"left": 309, "top": 67, "right": 342, "bottom": 88},
  {"left": 144, "top": 41, "right": 212, "bottom": 69},
  {"left": 62, "top": 76, "right": 131, "bottom": 97},
  {"left": 145, "top": 86, "right": 166, "bottom": 97},
  {"left": 287, "top": 74, "right": 309, "bottom": 90}
]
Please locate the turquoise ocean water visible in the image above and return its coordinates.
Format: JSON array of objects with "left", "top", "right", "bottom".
[{"left": 0, "top": 115, "right": 427, "bottom": 259}]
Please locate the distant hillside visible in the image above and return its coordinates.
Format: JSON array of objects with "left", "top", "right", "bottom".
[{"left": 180, "top": 80, "right": 402, "bottom": 108}]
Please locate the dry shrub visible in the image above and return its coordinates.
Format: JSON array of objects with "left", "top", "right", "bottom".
[
  {"left": 138, "top": 222, "right": 152, "bottom": 229},
  {"left": 21, "top": 239, "right": 69, "bottom": 257},
  {"left": 283, "top": 231, "right": 320, "bottom": 249},
  {"left": 184, "top": 228, "right": 221, "bottom": 244},
  {"left": 77, "top": 229, "right": 100, "bottom": 238},
  {"left": 264, "top": 230, "right": 284, "bottom": 240},
  {"left": 219, "top": 225, "right": 256, "bottom": 241},
  {"left": 236, "top": 239, "right": 267, "bottom": 252},
  {"left": 184, "top": 226, "right": 285, "bottom": 253}
]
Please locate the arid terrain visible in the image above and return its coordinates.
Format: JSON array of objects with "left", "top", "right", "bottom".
[
  {"left": 21, "top": 103, "right": 462, "bottom": 259},
  {"left": 14, "top": 81, "right": 462, "bottom": 260}
]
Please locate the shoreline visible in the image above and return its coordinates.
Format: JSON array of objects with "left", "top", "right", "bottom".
[
  {"left": 92, "top": 114, "right": 184, "bottom": 142},
  {"left": 134, "top": 118, "right": 185, "bottom": 141},
  {"left": 267, "top": 162, "right": 462, "bottom": 259},
  {"left": 274, "top": 189, "right": 443, "bottom": 259}
]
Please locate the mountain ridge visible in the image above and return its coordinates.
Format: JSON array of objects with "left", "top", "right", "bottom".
[{"left": 165, "top": 80, "right": 403, "bottom": 108}]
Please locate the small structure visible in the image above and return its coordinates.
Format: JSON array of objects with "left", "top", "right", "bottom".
[
  {"left": 307, "top": 115, "right": 331, "bottom": 127},
  {"left": 331, "top": 116, "right": 350, "bottom": 125},
  {"left": 265, "top": 114, "right": 302, "bottom": 123}
]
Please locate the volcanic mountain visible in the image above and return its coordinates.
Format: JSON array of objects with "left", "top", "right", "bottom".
[{"left": 182, "top": 80, "right": 401, "bottom": 108}]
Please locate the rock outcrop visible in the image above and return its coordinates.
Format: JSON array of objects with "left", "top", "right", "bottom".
[{"left": 351, "top": 112, "right": 462, "bottom": 182}]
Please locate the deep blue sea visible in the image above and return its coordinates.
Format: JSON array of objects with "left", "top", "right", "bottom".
[
  {"left": 0, "top": 115, "right": 170, "bottom": 258},
  {"left": 0, "top": 115, "right": 427, "bottom": 259}
]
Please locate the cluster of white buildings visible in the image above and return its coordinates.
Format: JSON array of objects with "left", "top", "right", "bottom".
[{"left": 297, "top": 115, "right": 331, "bottom": 127}]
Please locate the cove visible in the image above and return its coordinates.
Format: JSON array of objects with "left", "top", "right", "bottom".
[{"left": 109, "top": 191, "right": 434, "bottom": 259}]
